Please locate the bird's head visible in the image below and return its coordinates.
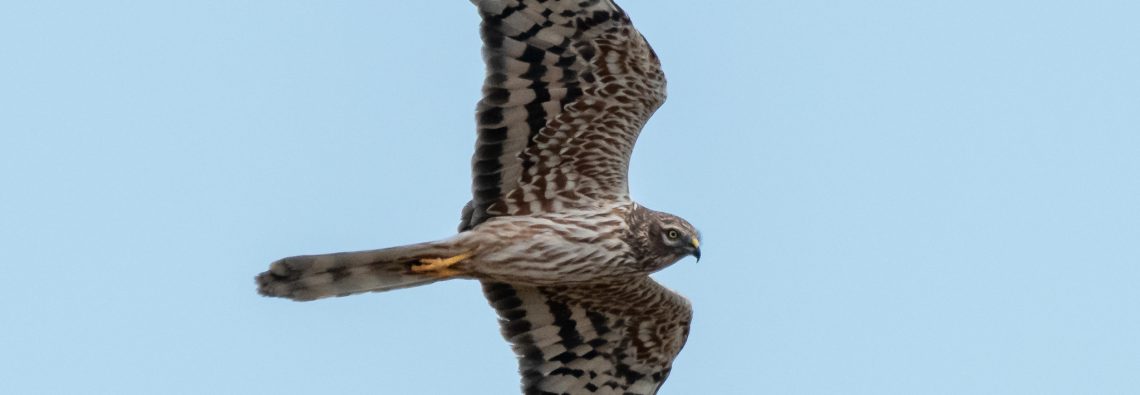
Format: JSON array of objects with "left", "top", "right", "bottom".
[{"left": 633, "top": 205, "right": 702, "bottom": 272}]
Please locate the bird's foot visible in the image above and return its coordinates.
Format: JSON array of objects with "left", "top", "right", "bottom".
[{"left": 411, "top": 252, "right": 472, "bottom": 276}]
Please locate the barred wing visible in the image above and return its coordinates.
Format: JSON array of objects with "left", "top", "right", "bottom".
[
  {"left": 483, "top": 279, "right": 692, "bottom": 395},
  {"left": 462, "top": 2, "right": 688, "bottom": 393},
  {"left": 467, "top": 0, "right": 667, "bottom": 226}
]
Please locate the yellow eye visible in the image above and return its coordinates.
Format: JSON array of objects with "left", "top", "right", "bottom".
[{"left": 667, "top": 229, "right": 680, "bottom": 239}]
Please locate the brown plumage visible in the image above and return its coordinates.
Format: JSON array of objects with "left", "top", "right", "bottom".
[{"left": 256, "top": 1, "right": 700, "bottom": 393}]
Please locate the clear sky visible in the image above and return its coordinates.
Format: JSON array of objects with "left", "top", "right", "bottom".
[{"left": 2, "top": 1, "right": 1138, "bottom": 394}]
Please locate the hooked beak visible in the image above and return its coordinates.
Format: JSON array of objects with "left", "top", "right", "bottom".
[{"left": 690, "top": 237, "right": 701, "bottom": 262}]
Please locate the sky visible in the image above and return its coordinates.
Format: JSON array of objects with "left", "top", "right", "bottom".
[{"left": 2, "top": 1, "right": 1138, "bottom": 394}]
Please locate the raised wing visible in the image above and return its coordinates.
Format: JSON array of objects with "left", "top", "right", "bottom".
[
  {"left": 467, "top": 0, "right": 667, "bottom": 226},
  {"left": 483, "top": 278, "right": 692, "bottom": 395}
]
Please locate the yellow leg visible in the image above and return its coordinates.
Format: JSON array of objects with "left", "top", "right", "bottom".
[{"left": 412, "top": 252, "right": 472, "bottom": 274}]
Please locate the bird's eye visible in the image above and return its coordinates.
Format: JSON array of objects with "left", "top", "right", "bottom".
[{"left": 666, "top": 229, "right": 680, "bottom": 240}]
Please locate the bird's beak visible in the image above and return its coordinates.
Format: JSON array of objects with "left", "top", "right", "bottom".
[{"left": 690, "top": 237, "right": 701, "bottom": 262}]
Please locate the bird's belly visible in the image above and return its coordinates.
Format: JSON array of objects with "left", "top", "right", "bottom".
[{"left": 459, "top": 215, "right": 638, "bottom": 285}]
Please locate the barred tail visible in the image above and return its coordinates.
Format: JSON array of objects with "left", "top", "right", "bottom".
[{"left": 256, "top": 241, "right": 459, "bottom": 301}]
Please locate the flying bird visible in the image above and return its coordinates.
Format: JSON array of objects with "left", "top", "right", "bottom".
[{"left": 257, "top": 1, "right": 701, "bottom": 393}]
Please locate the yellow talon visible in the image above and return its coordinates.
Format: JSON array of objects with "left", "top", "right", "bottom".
[{"left": 412, "top": 252, "right": 472, "bottom": 274}]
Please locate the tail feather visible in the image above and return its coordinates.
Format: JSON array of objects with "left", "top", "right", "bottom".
[{"left": 256, "top": 241, "right": 459, "bottom": 301}]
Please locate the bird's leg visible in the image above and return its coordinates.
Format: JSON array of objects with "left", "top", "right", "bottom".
[{"left": 411, "top": 252, "right": 472, "bottom": 276}]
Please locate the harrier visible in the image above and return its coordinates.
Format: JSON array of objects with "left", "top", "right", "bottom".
[{"left": 257, "top": 0, "right": 701, "bottom": 393}]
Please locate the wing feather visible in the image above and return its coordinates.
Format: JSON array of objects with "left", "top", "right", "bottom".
[
  {"left": 468, "top": 0, "right": 667, "bottom": 226},
  {"left": 483, "top": 278, "right": 692, "bottom": 395}
]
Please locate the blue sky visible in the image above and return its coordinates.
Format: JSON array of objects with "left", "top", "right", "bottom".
[{"left": 3, "top": 1, "right": 1138, "bottom": 394}]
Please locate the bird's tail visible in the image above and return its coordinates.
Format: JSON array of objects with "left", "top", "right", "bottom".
[{"left": 256, "top": 240, "right": 464, "bottom": 301}]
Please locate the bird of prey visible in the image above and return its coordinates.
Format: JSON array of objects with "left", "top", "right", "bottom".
[{"left": 257, "top": 1, "right": 701, "bottom": 393}]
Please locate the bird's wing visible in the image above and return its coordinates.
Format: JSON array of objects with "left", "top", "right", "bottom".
[
  {"left": 463, "top": 2, "right": 688, "bottom": 393},
  {"left": 466, "top": 0, "right": 667, "bottom": 226},
  {"left": 483, "top": 278, "right": 692, "bottom": 395}
]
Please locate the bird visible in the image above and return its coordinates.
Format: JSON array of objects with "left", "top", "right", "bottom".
[{"left": 256, "top": 1, "right": 701, "bottom": 394}]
